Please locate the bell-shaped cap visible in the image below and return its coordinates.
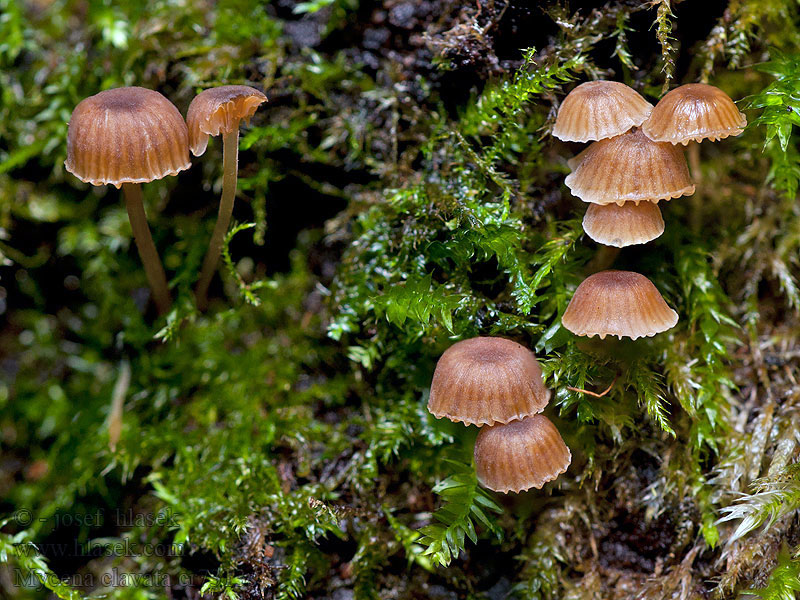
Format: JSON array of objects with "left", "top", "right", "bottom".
[
  {"left": 474, "top": 414, "right": 571, "bottom": 493},
  {"left": 642, "top": 83, "right": 747, "bottom": 145},
  {"left": 583, "top": 201, "right": 665, "bottom": 247},
  {"left": 562, "top": 270, "right": 678, "bottom": 340},
  {"left": 187, "top": 85, "right": 267, "bottom": 156},
  {"left": 553, "top": 80, "right": 654, "bottom": 143},
  {"left": 65, "top": 87, "right": 191, "bottom": 188},
  {"left": 565, "top": 129, "right": 695, "bottom": 205},
  {"left": 566, "top": 144, "right": 591, "bottom": 171},
  {"left": 428, "top": 337, "right": 550, "bottom": 427}
]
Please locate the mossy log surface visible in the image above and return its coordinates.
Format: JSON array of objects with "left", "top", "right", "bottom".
[{"left": 1, "top": 1, "right": 800, "bottom": 599}]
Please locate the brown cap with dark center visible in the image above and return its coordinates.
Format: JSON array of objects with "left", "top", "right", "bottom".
[
  {"left": 474, "top": 414, "right": 571, "bottom": 493},
  {"left": 553, "top": 80, "right": 654, "bottom": 143},
  {"left": 428, "top": 337, "right": 551, "bottom": 427},
  {"left": 582, "top": 201, "right": 665, "bottom": 247},
  {"left": 65, "top": 87, "right": 191, "bottom": 188},
  {"left": 565, "top": 128, "right": 695, "bottom": 205},
  {"left": 642, "top": 83, "right": 747, "bottom": 145},
  {"left": 562, "top": 270, "right": 678, "bottom": 340},
  {"left": 187, "top": 85, "right": 267, "bottom": 156}
]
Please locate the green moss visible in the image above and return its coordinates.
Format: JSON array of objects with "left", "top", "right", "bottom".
[{"left": 2, "top": 1, "right": 800, "bottom": 598}]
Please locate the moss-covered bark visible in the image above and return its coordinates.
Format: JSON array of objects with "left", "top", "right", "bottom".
[{"left": 1, "top": 1, "right": 799, "bottom": 599}]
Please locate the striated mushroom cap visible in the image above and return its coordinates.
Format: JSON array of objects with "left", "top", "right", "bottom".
[
  {"left": 642, "top": 83, "right": 747, "bottom": 145},
  {"left": 65, "top": 87, "right": 191, "bottom": 188},
  {"left": 428, "top": 337, "right": 551, "bottom": 427},
  {"left": 553, "top": 80, "right": 654, "bottom": 143},
  {"left": 582, "top": 201, "right": 665, "bottom": 248},
  {"left": 565, "top": 128, "right": 695, "bottom": 205},
  {"left": 474, "top": 414, "right": 571, "bottom": 493},
  {"left": 562, "top": 270, "right": 678, "bottom": 340},
  {"left": 187, "top": 85, "right": 267, "bottom": 156},
  {"left": 566, "top": 144, "right": 592, "bottom": 171}
]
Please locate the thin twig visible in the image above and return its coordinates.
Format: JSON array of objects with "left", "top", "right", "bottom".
[
  {"left": 108, "top": 360, "right": 131, "bottom": 451},
  {"left": 567, "top": 374, "right": 618, "bottom": 398}
]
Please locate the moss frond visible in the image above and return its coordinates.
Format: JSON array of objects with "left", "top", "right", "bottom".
[
  {"left": 740, "top": 545, "right": 800, "bottom": 600},
  {"left": 719, "top": 464, "right": 800, "bottom": 542},
  {"left": 0, "top": 529, "right": 82, "bottom": 600},
  {"left": 417, "top": 459, "right": 503, "bottom": 567},
  {"left": 651, "top": 0, "right": 678, "bottom": 92}
]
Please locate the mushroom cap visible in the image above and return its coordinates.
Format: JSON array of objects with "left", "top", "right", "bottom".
[
  {"left": 553, "top": 80, "right": 654, "bottom": 143},
  {"left": 562, "top": 270, "right": 678, "bottom": 340},
  {"left": 565, "top": 128, "right": 695, "bottom": 205},
  {"left": 582, "top": 201, "right": 665, "bottom": 248},
  {"left": 474, "top": 414, "right": 571, "bottom": 493},
  {"left": 566, "top": 144, "right": 591, "bottom": 171},
  {"left": 428, "top": 337, "right": 551, "bottom": 427},
  {"left": 187, "top": 85, "right": 267, "bottom": 156},
  {"left": 65, "top": 87, "right": 191, "bottom": 188},
  {"left": 642, "top": 83, "right": 747, "bottom": 145}
]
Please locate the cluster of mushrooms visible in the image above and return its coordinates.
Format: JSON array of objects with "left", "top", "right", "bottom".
[
  {"left": 554, "top": 81, "right": 746, "bottom": 340},
  {"left": 65, "top": 85, "right": 269, "bottom": 313},
  {"left": 426, "top": 81, "right": 747, "bottom": 495},
  {"left": 428, "top": 337, "right": 571, "bottom": 493}
]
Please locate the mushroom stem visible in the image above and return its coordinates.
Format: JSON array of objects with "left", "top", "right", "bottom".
[
  {"left": 586, "top": 244, "right": 620, "bottom": 274},
  {"left": 687, "top": 141, "right": 703, "bottom": 233},
  {"left": 196, "top": 127, "right": 239, "bottom": 310},
  {"left": 122, "top": 183, "right": 172, "bottom": 315}
]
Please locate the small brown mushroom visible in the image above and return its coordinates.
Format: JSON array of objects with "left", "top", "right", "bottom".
[
  {"left": 562, "top": 270, "right": 678, "bottom": 340},
  {"left": 187, "top": 85, "right": 267, "bottom": 309},
  {"left": 428, "top": 337, "right": 550, "bottom": 427},
  {"left": 553, "top": 80, "right": 653, "bottom": 143},
  {"left": 474, "top": 414, "right": 571, "bottom": 493},
  {"left": 65, "top": 87, "right": 191, "bottom": 314},
  {"left": 565, "top": 128, "right": 695, "bottom": 205},
  {"left": 582, "top": 201, "right": 665, "bottom": 248},
  {"left": 642, "top": 83, "right": 747, "bottom": 145}
]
